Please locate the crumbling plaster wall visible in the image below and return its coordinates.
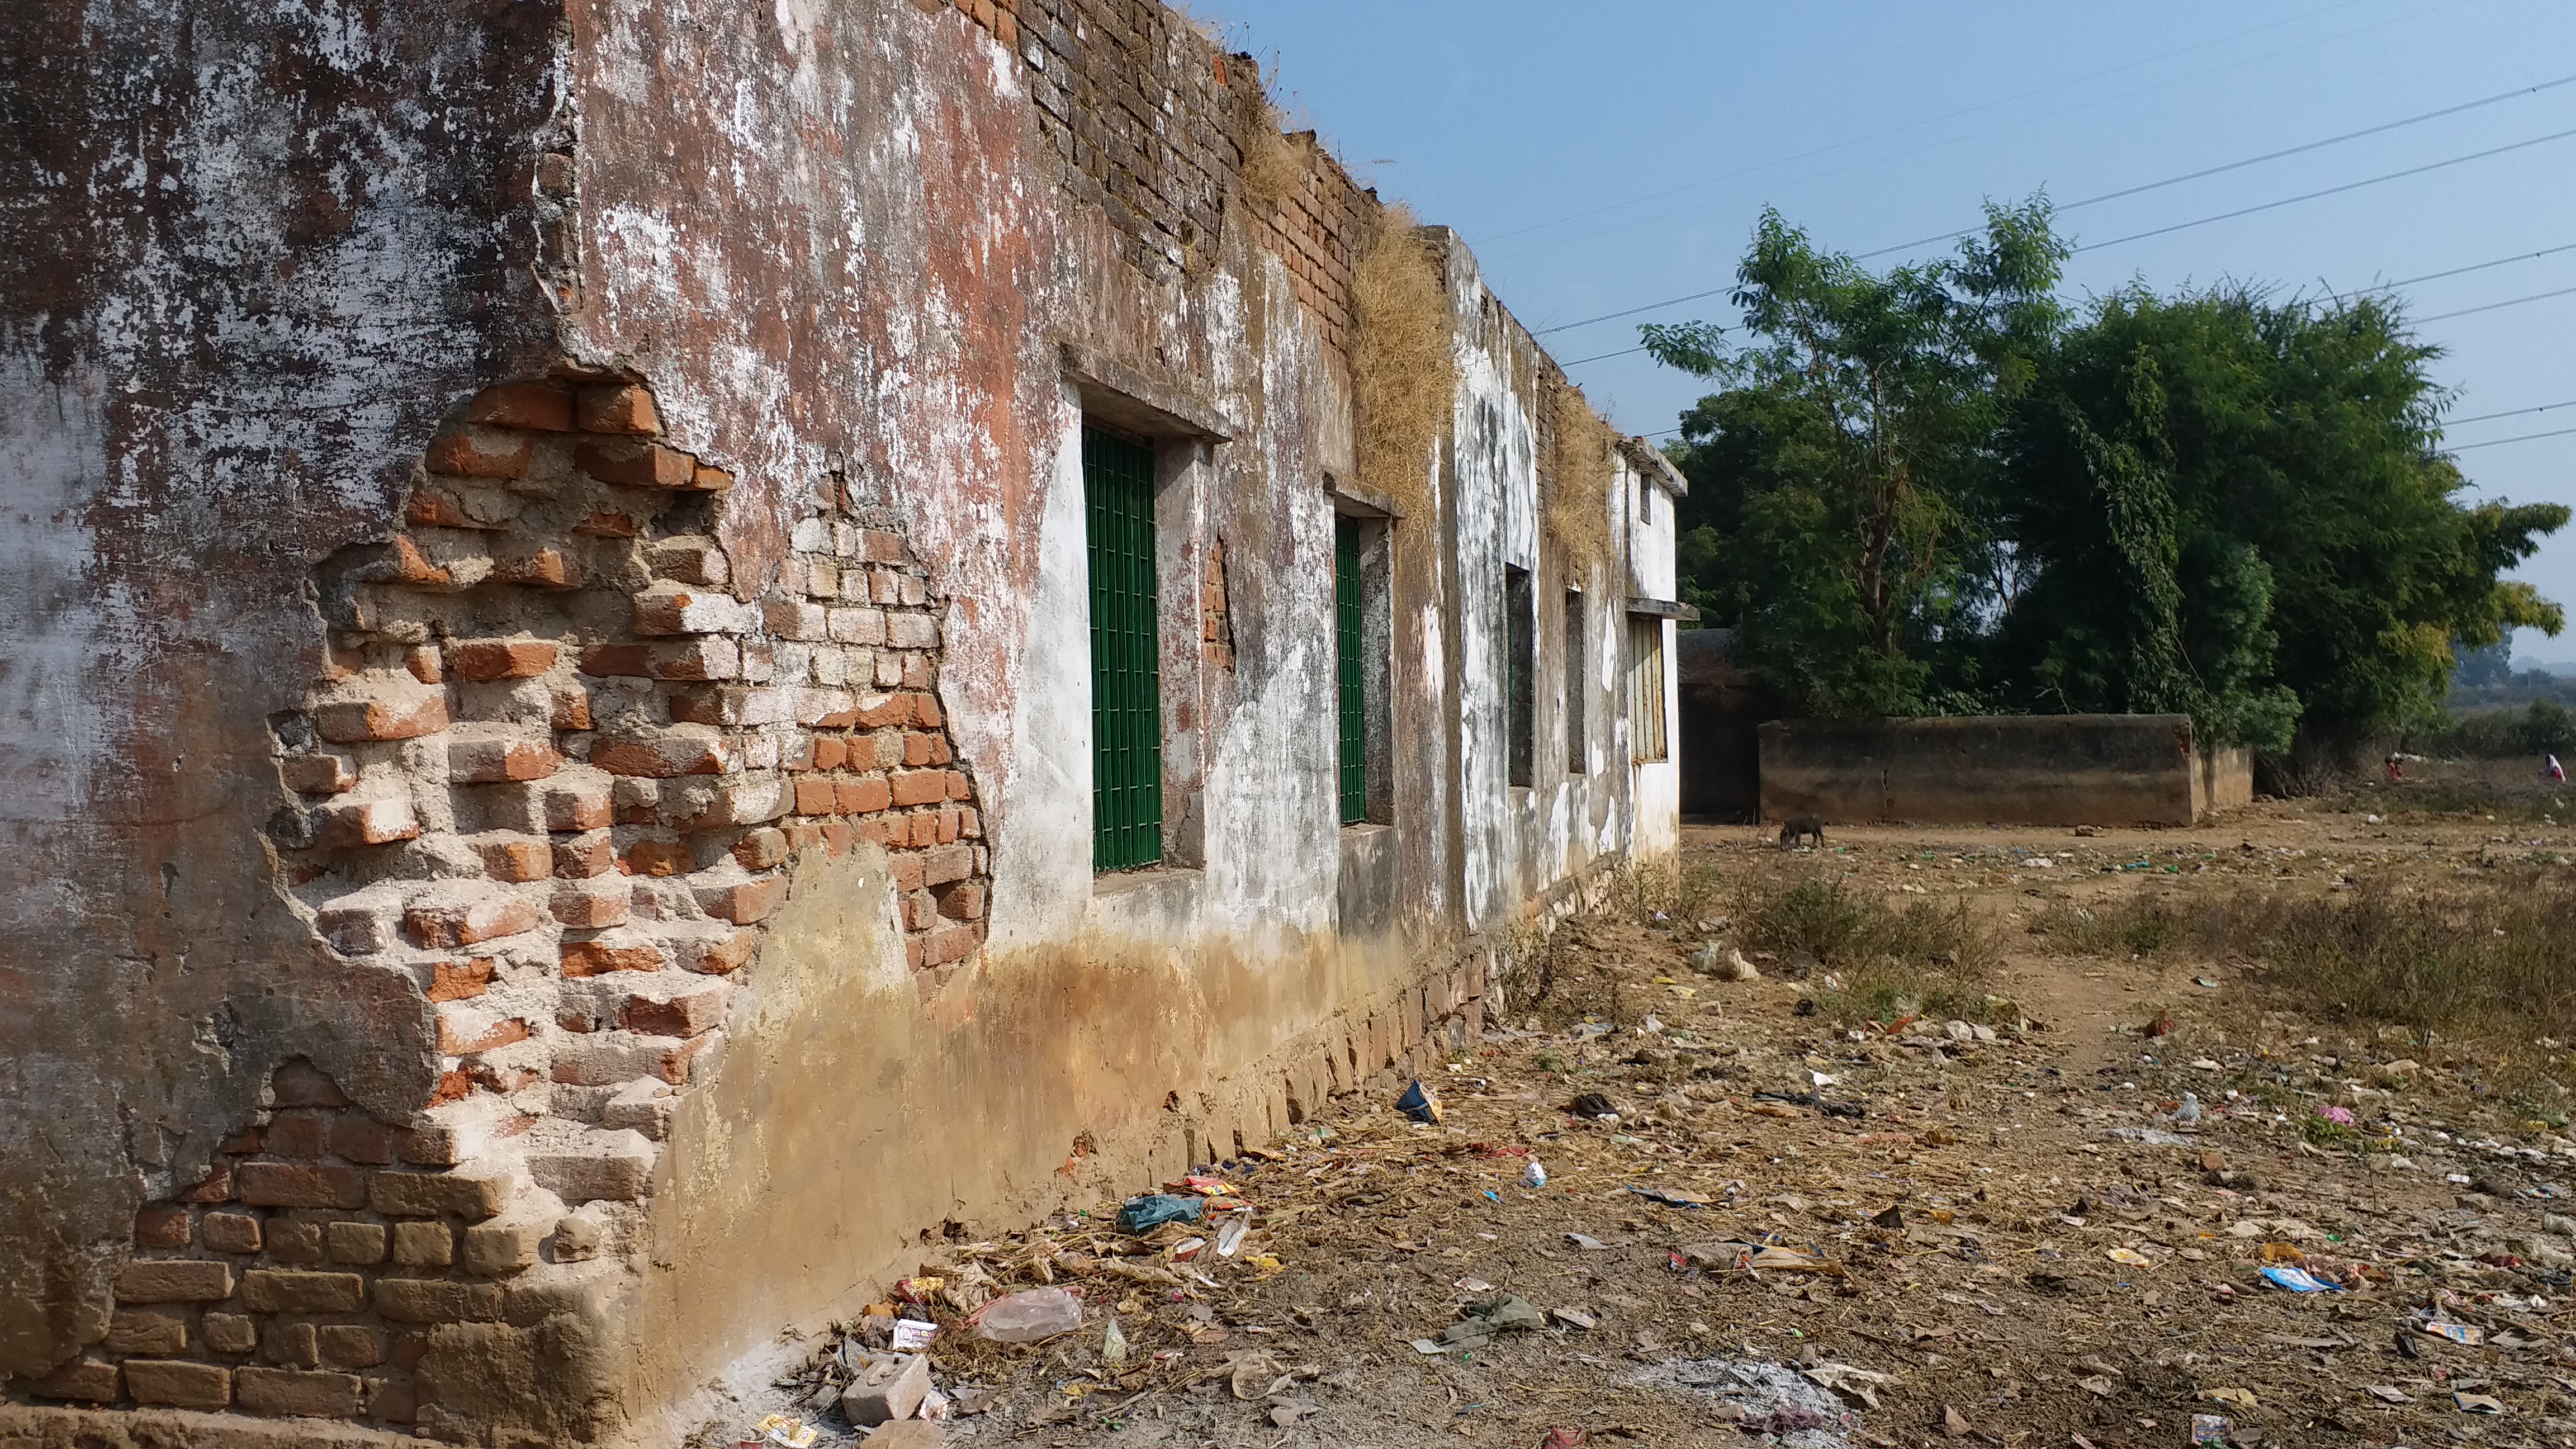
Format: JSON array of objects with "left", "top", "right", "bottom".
[
  {"left": 2, "top": 0, "right": 1666, "bottom": 1439},
  {"left": 547, "top": 0, "right": 1481, "bottom": 1427},
  {"left": 0, "top": 0, "right": 565, "bottom": 1383}
]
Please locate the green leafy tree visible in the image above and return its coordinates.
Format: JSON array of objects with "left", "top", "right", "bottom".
[
  {"left": 1647, "top": 201, "right": 2066, "bottom": 717},
  {"left": 1992, "top": 286, "right": 2566, "bottom": 758}
]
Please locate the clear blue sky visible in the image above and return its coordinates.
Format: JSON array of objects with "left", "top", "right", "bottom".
[{"left": 1193, "top": 0, "right": 2576, "bottom": 658}]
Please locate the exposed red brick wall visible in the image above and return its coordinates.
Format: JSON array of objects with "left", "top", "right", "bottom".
[
  {"left": 25, "top": 372, "right": 997, "bottom": 1430},
  {"left": 981, "top": 0, "right": 1372, "bottom": 351}
]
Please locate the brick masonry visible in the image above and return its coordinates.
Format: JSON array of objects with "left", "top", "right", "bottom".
[
  {"left": 2, "top": 0, "right": 1652, "bottom": 1438},
  {"left": 960, "top": 0, "right": 1369, "bottom": 348},
  {"left": 26, "top": 375, "right": 997, "bottom": 1433}
]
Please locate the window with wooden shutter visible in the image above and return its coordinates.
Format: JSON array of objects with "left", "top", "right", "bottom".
[{"left": 1627, "top": 613, "right": 1668, "bottom": 764}]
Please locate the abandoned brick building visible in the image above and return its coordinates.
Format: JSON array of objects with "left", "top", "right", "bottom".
[{"left": 0, "top": 1, "right": 1690, "bottom": 1442}]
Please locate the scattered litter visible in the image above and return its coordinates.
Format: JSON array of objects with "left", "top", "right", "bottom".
[
  {"left": 1216, "top": 1216, "right": 1250, "bottom": 1257},
  {"left": 1568, "top": 1092, "right": 1619, "bottom": 1120},
  {"left": 1550, "top": 1306, "right": 1597, "bottom": 1329},
  {"left": 1566, "top": 1232, "right": 1613, "bottom": 1251},
  {"left": 2203, "top": 1386, "right": 2257, "bottom": 1409},
  {"left": 1627, "top": 1183, "right": 1717, "bottom": 1208},
  {"left": 2260, "top": 1266, "right": 2343, "bottom": 1292},
  {"left": 1396, "top": 1080, "right": 1443, "bottom": 1124},
  {"left": 2106, "top": 1247, "right": 2151, "bottom": 1266},
  {"left": 2422, "top": 1322, "right": 2485, "bottom": 1346},
  {"left": 2455, "top": 1390, "right": 2507, "bottom": 1414},
  {"left": 1623, "top": 1357, "right": 1854, "bottom": 1446},
  {"left": 1436, "top": 1293, "right": 1547, "bottom": 1350},
  {"left": 889, "top": 1320, "right": 937, "bottom": 1352},
  {"left": 1521, "top": 1157, "right": 1549, "bottom": 1189},
  {"left": 968, "top": 1287, "right": 1083, "bottom": 1343},
  {"left": 756, "top": 1414, "right": 819, "bottom": 1448},
  {"left": 1801, "top": 1361, "right": 1894, "bottom": 1410},
  {"left": 2189, "top": 1415, "right": 2231, "bottom": 1445},
  {"left": 1100, "top": 1317, "right": 1128, "bottom": 1368},
  {"left": 1453, "top": 1276, "right": 1494, "bottom": 1294},
  {"left": 2104, "top": 1126, "right": 2195, "bottom": 1147},
  {"left": 2365, "top": 1385, "right": 2413, "bottom": 1404},
  {"left": 1269, "top": 1402, "right": 1318, "bottom": 1427},
  {"left": 1115, "top": 1195, "right": 1202, "bottom": 1234}
]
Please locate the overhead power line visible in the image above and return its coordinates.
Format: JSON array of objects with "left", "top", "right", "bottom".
[
  {"left": 1556, "top": 244, "right": 2576, "bottom": 372},
  {"left": 1488, "top": 0, "right": 2390, "bottom": 246},
  {"left": 2417, "top": 283, "right": 2576, "bottom": 323},
  {"left": 1531, "top": 73, "right": 2576, "bottom": 337},
  {"left": 1854, "top": 73, "right": 2576, "bottom": 261},
  {"left": 1496, "top": 0, "right": 2479, "bottom": 267},
  {"left": 2450, "top": 425, "right": 2576, "bottom": 452},
  {"left": 2449, "top": 398, "right": 2576, "bottom": 427},
  {"left": 2072, "top": 125, "right": 2576, "bottom": 253},
  {"left": 2335, "top": 241, "right": 2576, "bottom": 299}
]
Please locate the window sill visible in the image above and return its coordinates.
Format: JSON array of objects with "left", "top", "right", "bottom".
[
  {"left": 1339, "top": 821, "right": 1393, "bottom": 839},
  {"left": 1093, "top": 864, "right": 1201, "bottom": 896}
]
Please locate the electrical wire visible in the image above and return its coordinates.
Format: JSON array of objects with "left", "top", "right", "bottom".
[
  {"left": 2450, "top": 425, "right": 2576, "bottom": 451},
  {"left": 1554, "top": 243, "right": 2576, "bottom": 371},
  {"left": 1485, "top": 0, "right": 2390, "bottom": 246},
  {"left": 1496, "top": 0, "right": 2480, "bottom": 267},
  {"left": 2334, "top": 242, "right": 2576, "bottom": 300},
  {"left": 2416, "top": 284, "right": 2576, "bottom": 323},
  {"left": 2449, "top": 398, "right": 2576, "bottom": 427},
  {"left": 1854, "top": 74, "right": 2576, "bottom": 261},
  {"left": 1531, "top": 76, "right": 2576, "bottom": 336},
  {"left": 2072, "top": 125, "right": 2576, "bottom": 253}
]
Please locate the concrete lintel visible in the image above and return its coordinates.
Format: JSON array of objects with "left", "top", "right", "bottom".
[
  {"left": 1324, "top": 475, "right": 1407, "bottom": 519},
  {"left": 1618, "top": 436, "right": 1687, "bottom": 497},
  {"left": 1060, "top": 342, "right": 1234, "bottom": 443},
  {"left": 1625, "top": 596, "right": 1699, "bottom": 621}
]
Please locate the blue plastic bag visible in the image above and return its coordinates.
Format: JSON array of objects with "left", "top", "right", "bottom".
[{"left": 1116, "top": 1194, "right": 1204, "bottom": 1234}]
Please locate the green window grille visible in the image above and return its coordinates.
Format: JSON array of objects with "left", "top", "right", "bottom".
[
  {"left": 1086, "top": 424, "right": 1162, "bottom": 871},
  {"left": 1334, "top": 518, "right": 1366, "bottom": 824},
  {"left": 1505, "top": 565, "right": 1535, "bottom": 788}
]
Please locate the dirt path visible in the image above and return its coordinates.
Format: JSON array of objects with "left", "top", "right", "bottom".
[{"left": 705, "top": 804, "right": 2576, "bottom": 1449}]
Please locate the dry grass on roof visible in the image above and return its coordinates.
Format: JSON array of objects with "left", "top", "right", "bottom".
[
  {"left": 1235, "top": 93, "right": 1309, "bottom": 208},
  {"left": 1544, "top": 375, "right": 1615, "bottom": 571},
  {"left": 1349, "top": 206, "right": 1453, "bottom": 520}
]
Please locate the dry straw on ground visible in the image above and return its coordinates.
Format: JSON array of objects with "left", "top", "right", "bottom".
[
  {"left": 1349, "top": 206, "right": 1453, "bottom": 518},
  {"left": 1544, "top": 375, "right": 1615, "bottom": 570}
]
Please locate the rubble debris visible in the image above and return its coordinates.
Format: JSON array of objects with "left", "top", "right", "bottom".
[{"left": 839, "top": 1351, "right": 931, "bottom": 1427}]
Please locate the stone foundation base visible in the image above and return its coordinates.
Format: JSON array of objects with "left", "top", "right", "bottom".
[{"left": 0, "top": 1403, "right": 444, "bottom": 1449}]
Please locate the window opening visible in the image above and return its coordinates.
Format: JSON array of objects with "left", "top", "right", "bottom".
[
  {"left": 1334, "top": 518, "right": 1366, "bottom": 824},
  {"left": 1505, "top": 565, "right": 1535, "bottom": 788},
  {"left": 1086, "top": 423, "right": 1162, "bottom": 870},
  {"left": 1627, "top": 613, "right": 1668, "bottom": 763},
  {"left": 1564, "top": 590, "right": 1586, "bottom": 774}
]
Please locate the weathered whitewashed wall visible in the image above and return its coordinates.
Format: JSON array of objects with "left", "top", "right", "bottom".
[{"left": 0, "top": 1, "right": 1683, "bottom": 1442}]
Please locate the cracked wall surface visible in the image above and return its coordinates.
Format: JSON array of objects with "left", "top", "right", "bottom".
[{"left": 2, "top": 2, "right": 1683, "bottom": 1443}]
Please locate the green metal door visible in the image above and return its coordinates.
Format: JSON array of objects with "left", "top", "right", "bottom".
[
  {"left": 1086, "top": 425, "right": 1162, "bottom": 870},
  {"left": 1335, "top": 518, "right": 1366, "bottom": 824}
]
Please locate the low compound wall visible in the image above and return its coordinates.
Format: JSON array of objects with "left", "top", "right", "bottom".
[{"left": 1758, "top": 715, "right": 2251, "bottom": 828}]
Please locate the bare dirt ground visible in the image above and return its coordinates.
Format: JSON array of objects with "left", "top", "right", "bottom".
[{"left": 714, "top": 779, "right": 2576, "bottom": 1449}]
